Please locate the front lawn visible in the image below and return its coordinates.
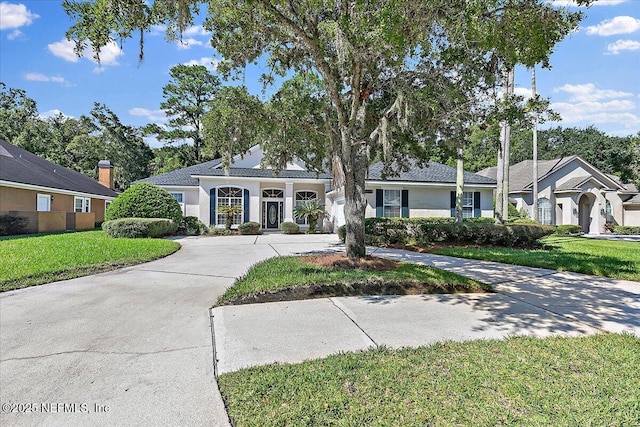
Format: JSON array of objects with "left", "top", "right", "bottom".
[
  {"left": 432, "top": 236, "right": 640, "bottom": 282},
  {"left": 219, "top": 334, "right": 640, "bottom": 426},
  {"left": 217, "top": 254, "right": 487, "bottom": 305},
  {"left": 0, "top": 230, "right": 180, "bottom": 291}
]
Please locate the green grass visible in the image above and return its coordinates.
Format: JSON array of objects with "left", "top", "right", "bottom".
[
  {"left": 432, "top": 236, "right": 640, "bottom": 281},
  {"left": 0, "top": 230, "right": 180, "bottom": 291},
  {"left": 219, "top": 334, "right": 640, "bottom": 426},
  {"left": 217, "top": 255, "right": 487, "bottom": 305}
]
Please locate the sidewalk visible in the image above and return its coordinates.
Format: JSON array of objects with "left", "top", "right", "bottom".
[{"left": 212, "top": 247, "right": 640, "bottom": 374}]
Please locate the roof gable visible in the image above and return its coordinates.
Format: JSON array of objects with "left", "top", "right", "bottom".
[{"left": 0, "top": 139, "right": 118, "bottom": 198}]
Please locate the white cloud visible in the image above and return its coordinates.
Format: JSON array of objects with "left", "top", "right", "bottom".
[
  {"left": 129, "top": 107, "right": 168, "bottom": 123},
  {"left": 551, "top": 82, "right": 639, "bottom": 129},
  {"left": 149, "top": 24, "right": 166, "bottom": 35},
  {"left": 181, "top": 57, "right": 219, "bottom": 71},
  {"left": 177, "top": 37, "right": 205, "bottom": 49},
  {"left": 586, "top": 16, "right": 640, "bottom": 36},
  {"left": 553, "top": 83, "right": 633, "bottom": 102},
  {"left": 183, "top": 25, "right": 210, "bottom": 37},
  {"left": 514, "top": 87, "right": 534, "bottom": 99},
  {"left": 24, "top": 72, "right": 69, "bottom": 85},
  {"left": 48, "top": 38, "right": 123, "bottom": 67},
  {"left": 606, "top": 39, "right": 640, "bottom": 54},
  {"left": 39, "top": 109, "right": 74, "bottom": 120},
  {"left": 6, "top": 28, "right": 21, "bottom": 39},
  {"left": 0, "top": 2, "right": 38, "bottom": 30}
]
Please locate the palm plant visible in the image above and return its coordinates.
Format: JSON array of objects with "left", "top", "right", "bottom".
[
  {"left": 217, "top": 204, "right": 242, "bottom": 230},
  {"left": 293, "top": 200, "right": 328, "bottom": 233}
]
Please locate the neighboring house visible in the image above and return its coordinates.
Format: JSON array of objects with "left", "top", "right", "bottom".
[
  {"left": 0, "top": 139, "right": 118, "bottom": 233},
  {"left": 477, "top": 155, "right": 640, "bottom": 233},
  {"left": 139, "top": 146, "right": 496, "bottom": 232}
]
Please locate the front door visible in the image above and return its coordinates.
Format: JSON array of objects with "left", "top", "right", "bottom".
[{"left": 266, "top": 201, "right": 279, "bottom": 229}]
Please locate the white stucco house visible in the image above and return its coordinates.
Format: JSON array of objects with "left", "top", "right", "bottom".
[
  {"left": 138, "top": 146, "right": 496, "bottom": 232},
  {"left": 478, "top": 155, "right": 640, "bottom": 233}
]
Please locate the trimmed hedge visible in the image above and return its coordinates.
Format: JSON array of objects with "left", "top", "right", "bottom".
[
  {"left": 102, "top": 218, "right": 178, "bottom": 238},
  {"left": 364, "top": 217, "right": 555, "bottom": 247},
  {"left": 0, "top": 215, "right": 29, "bottom": 236},
  {"left": 555, "top": 224, "right": 582, "bottom": 235},
  {"left": 179, "top": 216, "right": 208, "bottom": 236},
  {"left": 238, "top": 222, "right": 261, "bottom": 235},
  {"left": 280, "top": 222, "right": 300, "bottom": 234},
  {"left": 106, "top": 183, "right": 183, "bottom": 223},
  {"left": 613, "top": 226, "right": 640, "bottom": 235}
]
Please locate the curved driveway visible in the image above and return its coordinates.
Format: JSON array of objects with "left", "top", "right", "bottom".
[{"left": 0, "top": 234, "right": 340, "bottom": 427}]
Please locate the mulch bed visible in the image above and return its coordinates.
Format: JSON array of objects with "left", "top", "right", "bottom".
[{"left": 300, "top": 253, "right": 401, "bottom": 271}]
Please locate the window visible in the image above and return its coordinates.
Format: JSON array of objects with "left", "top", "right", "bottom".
[
  {"left": 538, "top": 198, "right": 552, "bottom": 225},
  {"left": 168, "top": 192, "right": 184, "bottom": 204},
  {"left": 605, "top": 200, "right": 613, "bottom": 222},
  {"left": 383, "top": 189, "right": 401, "bottom": 218},
  {"left": 462, "top": 192, "right": 474, "bottom": 219},
  {"left": 217, "top": 187, "right": 243, "bottom": 227},
  {"left": 295, "top": 190, "right": 317, "bottom": 225},
  {"left": 37, "top": 194, "right": 51, "bottom": 212},
  {"left": 74, "top": 197, "right": 91, "bottom": 213},
  {"left": 262, "top": 189, "right": 284, "bottom": 198}
]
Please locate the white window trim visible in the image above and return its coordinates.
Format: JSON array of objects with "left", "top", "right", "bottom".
[
  {"left": 216, "top": 186, "right": 244, "bottom": 228},
  {"left": 538, "top": 197, "right": 553, "bottom": 225},
  {"left": 462, "top": 191, "right": 474, "bottom": 219},
  {"left": 295, "top": 190, "right": 318, "bottom": 225},
  {"left": 168, "top": 192, "right": 185, "bottom": 215},
  {"left": 37, "top": 194, "right": 51, "bottom": 212},
  {"left": 74, "top": 196, "right": 91, "bottom": 213},
  {"left": 383, "top": 189, "right": 402, "bottom": 218}
]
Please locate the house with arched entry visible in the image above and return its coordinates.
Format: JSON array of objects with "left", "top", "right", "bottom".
[
  {"left": 138, "top": 145, "right": 496, "bottom": 231},
  {"left": 478, "top": 156, "right": 640, "bottom": 234}
]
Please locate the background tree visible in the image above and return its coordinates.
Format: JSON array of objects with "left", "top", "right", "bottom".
[
  {"left": 202, "top": 86, "right": 265, "bottom": 171},
  {"left": 146, "top": 64, "right": 221, "bottom": 164},
  {"left": 0, "top": 82, "right": 38, "bottom": 144},
  {"left": 64, "top": 0, "right": 592, "bottom": 260}
]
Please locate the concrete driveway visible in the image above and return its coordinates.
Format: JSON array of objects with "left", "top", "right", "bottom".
[
  {"left": 213, "top": 246, "right": 640, "bottom": 374},
  {"left": 0, "top": 233, "right": 341, "bottom": 427}
]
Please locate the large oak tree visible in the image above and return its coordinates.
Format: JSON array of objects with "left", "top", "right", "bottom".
[{"left": 64, "top": 0, "right": 592, "bottom": 259}]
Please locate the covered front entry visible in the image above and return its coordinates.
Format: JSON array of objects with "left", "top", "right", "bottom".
[
  {"left": 578, "top": 193, "right": 596, "bottom": 233},
  {"left": 261, "top": 188, "right": 284, "bottom": 230}
]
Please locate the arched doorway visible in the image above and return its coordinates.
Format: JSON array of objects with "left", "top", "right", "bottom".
[{"left": 578, "top": 193, "right": 596, "bottom": 233}]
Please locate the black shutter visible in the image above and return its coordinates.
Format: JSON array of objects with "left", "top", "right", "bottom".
[
  {"left": 450, "top": 191, "right": 456, "bottom": 217},
  {"left": 474, "top": 192, "right": 481, "bottom": 218},
  {"left": 401, "top": 190, "right": 409, "bottom": 218},
  {"left": 244, "top": 189, "right": 250, "bottom": 223},
  {"left": 376, "top": 189, "right": 383, "bottom": 217},
  {"left": 210, "top": 189, "right": 216, "bottom": 226}
]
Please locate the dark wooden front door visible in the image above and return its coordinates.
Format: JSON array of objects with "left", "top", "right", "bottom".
[{"left": 266, "top": 201, "right": 279, "bottom": 229}]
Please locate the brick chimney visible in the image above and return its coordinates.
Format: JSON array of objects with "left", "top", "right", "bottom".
[{"left": 98, "top": 160, "right": 114, "bottom": 189}]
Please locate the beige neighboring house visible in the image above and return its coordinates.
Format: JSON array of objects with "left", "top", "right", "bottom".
[
  {"left": 478, "top": 155, "right": 640, "bottom": 233},
  {"left": 0, "top": 139, "right": 118, "bottom": 233},
  {"left": 139, "top": 145, "right": 496, "bottom": 232}
]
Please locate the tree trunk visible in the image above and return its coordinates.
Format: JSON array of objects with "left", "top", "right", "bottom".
[
  {"left": 501, "top": 67, "right": 514, "bottom": 222},
  {"left": 455, "top": 146, "right": 464, "bottom": 223},
  {"left": 343, "top": 139, "right": 368, "bottom": 261},
  {"left": 532, "top": 66, "right": 539, "bottom": 222}
]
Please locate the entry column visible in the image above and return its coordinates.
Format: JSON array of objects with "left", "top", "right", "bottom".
[{"left": 284, "top": 182, "right": 294, "bottom": 223}]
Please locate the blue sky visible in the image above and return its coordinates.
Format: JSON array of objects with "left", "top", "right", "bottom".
[{"left": 0, "top": 0, "right": 638, "bottom": 149}]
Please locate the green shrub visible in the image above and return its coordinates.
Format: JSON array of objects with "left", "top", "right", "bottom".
[
  {"left": 179, "top": 216, "right": 208, "bottom": 236},
  {"left": 0, "top": 215, "right": 29, "bottom": 236},
  {"left": 106, "top": 183, "right": 183, "bottom": 223},
  {"left": 280, "top": 222, "right": 300, "bottom": 234},
  {"left": 555, "top": 224, "right": 582, "bottom": 235},
  {"left": 209, "top": 228, "right": 236, "bottom": 236},
  {"left": 613, "top": 226, "right": 640, "bottom": 235},
  {"left": 238, "top": 222, "right": 261, "bottom": 235},
  {"left": 102, "top": 218, "right": 178, "bottom": 238},
  {"left": 364, "top": 217, "right": 554, "bottom": 248},
  {"left": 338, "top": 225, "right": 346, "bottom": 243}
]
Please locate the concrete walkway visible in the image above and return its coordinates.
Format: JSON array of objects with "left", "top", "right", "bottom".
[
  {"left": 0, "top": 234, "right": 340, "bottom": 427},
  {"left": 213, "top": 246, "right": 640, "bottom": 374}
]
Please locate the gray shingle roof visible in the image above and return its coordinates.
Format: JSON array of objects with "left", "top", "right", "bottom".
[
  {"left": 0, "top": 139, "right": 118, "bottom": 198},
  {"left": 624, "top": 194, "right": 640, "bottom": 205},
  {"left": 138, "top": 160, "right": 331, "bottom": 186},
  {"left": 555, "top": 176, "right": 590, "bottom": 191},
  {"left": 477, "top": 157, "right": 575, "bottom": 192},
  {"left": 367, "top": 160, "right": 496, "bottom": 185}
]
